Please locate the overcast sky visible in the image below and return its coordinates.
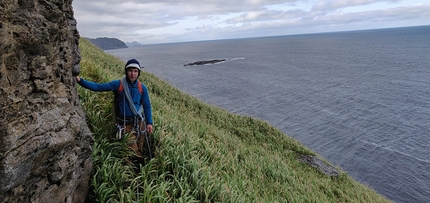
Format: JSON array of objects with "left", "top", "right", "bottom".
[{"left": 72, "top": 0, "right": 430, "bottom": 44}]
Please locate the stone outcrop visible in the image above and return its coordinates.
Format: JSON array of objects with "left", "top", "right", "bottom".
[
  {"left": 184, "top": 59, "right": 226, "bottom": 66},
  {"left": 0, "top": 1, "right": 93, "bottom": 203},
  {"left": 297, "top": 154, "right": 340, "bottom": 177}
]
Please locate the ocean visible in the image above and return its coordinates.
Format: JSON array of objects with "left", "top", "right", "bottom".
[{"left": 107, "top": 25, "right": 430, "bottom": 203}]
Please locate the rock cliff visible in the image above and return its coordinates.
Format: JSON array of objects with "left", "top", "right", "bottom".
[
  {"left": 0, "top": 1, "right": 93, "bottom": 202},
  {"left": 87, "top": 37, "right": 128, "bottom": 50}
]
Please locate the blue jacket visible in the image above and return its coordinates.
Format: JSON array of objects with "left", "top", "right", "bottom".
[{"left": 77, "top": 78, "right": 153, "bottom": 125}]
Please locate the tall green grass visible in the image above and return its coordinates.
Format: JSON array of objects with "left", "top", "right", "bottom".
[{"left": 77, "top": 38, "right": 392, "bottom": 203}]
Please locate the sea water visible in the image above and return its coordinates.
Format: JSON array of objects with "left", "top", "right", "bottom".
[{"left": 108, "top": 25, "right": 430, "bottom": 203}]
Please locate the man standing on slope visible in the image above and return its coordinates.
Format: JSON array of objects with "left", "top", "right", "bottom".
[{"left": 76, "top": 59, "right": 153, "bottom": 163}]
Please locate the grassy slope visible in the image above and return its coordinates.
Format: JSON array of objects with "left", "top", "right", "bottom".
[{"left": 77, "top": 38, "right": 391, "bottom": 203}]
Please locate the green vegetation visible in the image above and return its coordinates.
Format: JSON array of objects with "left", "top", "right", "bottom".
[{"left": 77, "top": 38, "right": 392, "bottom": 203}]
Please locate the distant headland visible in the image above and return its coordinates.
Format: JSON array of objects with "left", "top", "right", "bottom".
[{"left": 86, "top": 37, "right": 142, "bottom": 50}]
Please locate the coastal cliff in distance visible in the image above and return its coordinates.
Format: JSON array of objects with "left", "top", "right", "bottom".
[{"left": 87, "top": 37, "right": 128, "bottom": 50}]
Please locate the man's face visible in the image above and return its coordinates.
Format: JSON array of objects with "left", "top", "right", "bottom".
[{"left": 126, "top": 68, "right": 139, "bottom": 82}]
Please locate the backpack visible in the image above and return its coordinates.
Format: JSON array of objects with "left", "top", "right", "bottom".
[
  {"left": 118, "top": 80, "right": 143, "bottom": 94},
  {"left": 112, "top": 79, "right": 143, "bottom": 123}
]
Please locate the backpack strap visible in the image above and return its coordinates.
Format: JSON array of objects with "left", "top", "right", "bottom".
[
  {"left": 137, "top": 81, "right": 142, "bottom": 94},
  {"left": 118, "top": 80, "right": 124, "bottom": 93}
]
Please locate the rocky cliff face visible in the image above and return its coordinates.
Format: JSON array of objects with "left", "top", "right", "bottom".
[{"left": 0, "top": 1, "right": 93, "bottom": 203}]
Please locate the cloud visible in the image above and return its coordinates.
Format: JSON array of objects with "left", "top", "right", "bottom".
[
  {"left": 311, "top": 0, "right": 401, "bottom": 11},
  {"left": 192, "top": 3, "right": 430, "bottom": 39},
  {"left": 225, "top": 9, "right": 307, "bottom": 24},
  {"left": 72, "top": 0, "right": 430, "bottom": 44}
]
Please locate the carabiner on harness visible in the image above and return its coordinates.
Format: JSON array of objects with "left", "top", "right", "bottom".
[{"left": 114, "top": 123, "right": 125, "bottom": 140}]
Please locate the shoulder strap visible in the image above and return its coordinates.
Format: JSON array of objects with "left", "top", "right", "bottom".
[
  {"left": 137, "top": 81, "right": 143, "bottom": 94},
  {"left": 118, "top": 80, "right": 124, "bottom": 93}
]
